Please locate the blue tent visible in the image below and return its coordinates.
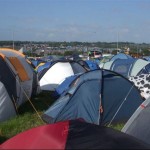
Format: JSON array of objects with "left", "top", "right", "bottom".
[
  {"left": 110, "top": 53, "right": 133, "bottom": 61},
  {"left": 52, "top": 73, "right": 81, "bottom": 98},
  {"left": 42, "top": 69, "right": 143, "bottom": 125},
  {"left": 37, "top": 62, "right": 52, "bottom": 73},
  {"left": 41, "top": 55, "right": 65, "bottom": 62},
  {"left": 103, "top": 58, "right": 150, "bottom": 78},
  {"left": 78, "top": 60, "right": 99, "bottom": 71},
  {"left": 31, "top": 59, "right": 45, "bottom": 68},
  {"left": 109, "top": 58, "right": 135, "bottom": 78}
]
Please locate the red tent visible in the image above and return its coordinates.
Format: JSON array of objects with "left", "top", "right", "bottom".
[{"left": 1, "top": 120, "right": 150, "bottom": 149}]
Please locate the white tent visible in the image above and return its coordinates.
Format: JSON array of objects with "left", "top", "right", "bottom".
[{"left": 39, "top": 61, "right": 87, "bottom": 91}]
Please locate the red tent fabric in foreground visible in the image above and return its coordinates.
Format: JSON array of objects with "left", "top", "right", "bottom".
[{"left": 1, "top": 120, "right": 150, "bottom": 149}]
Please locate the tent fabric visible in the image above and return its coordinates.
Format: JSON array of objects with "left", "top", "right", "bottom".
[
  {"left": 42, "top": 69, "right": 143, "bottom": 125},
  {"left": 0, "top": 48, "right": 33, "bottom": 77},
  {"left": 0, "top": 49, "right": 40, "bottom": 122},
  {"left": 0, "top": 56, "right": 17, "bottom": 102},
  {"left": 78, "top": 60, "right": 99, "bottom": 71},
  {"left": 0, "top": 48, "right": 25, "bottom": 57},
  {"left": 52, "top": 73, "right": 81, "bottom": 98},
  {"left": 0, "top": 55, "right": 19, "bottom": 122},
  {"left": 122, "top": 96, "right": 150, "bottom": 145},
  {"left": 130, "top": 59, "right": 150, "bottom": 76},
  {"left": 36, "top": 62, "right": 51, "bottom": 73},
  {"left": 110, "top": 53, "right": 133, "bottom": 61},
  {"left": 109, "top": 58, "right": 135, "bottom": 78},
  {"left": 102, "top": 58, "right": 150, "bottom": 78},
  {"left": 40, "top": 62, "right": 74, "bottom": 91},
  {"left": 1, "top": 120, "right": 150, "bottom": 149},
  {"left": 102, "top": 60, "right": 114, "bottom": 70},
  {"left": 129, "top": 74, "right": 150, "bottom": 99},
  {"left": 31, "top": 59, "right": 45, "bottom": 68},
  {"left": 0, "top": 81, "right": 16, "bottom": 122},
  {"left": 39, "top": 61, "right": 87, "bottom": 91},
  {"left": 2, "top": 56, "right": 24, "bottom": 106},
  {"left": 31, "top": 70, "right": 41, "bottom": 97},
  {"left": 138, "top": 62, "right": 150, "bottom": 75},
  {"left": 8, "top": 57, "right": 29, "bottom": 81},
  {"left": 99, "top": 55, "right": 113, "bottom": 68},
  {"left": 0, "top": 48, "right": 38, "bottom": 102}
]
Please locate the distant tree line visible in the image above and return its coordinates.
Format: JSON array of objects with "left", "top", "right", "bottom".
[{"left": 0, "top": 40, "right": 150, "bottom": 56}]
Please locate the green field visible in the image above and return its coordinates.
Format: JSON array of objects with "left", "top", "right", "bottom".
[
  {"left": 0, "top": 91, "right": 55, "bottom": 144},
  {"left": 0, "top": 91, "right": 124, "bottom": 144}
]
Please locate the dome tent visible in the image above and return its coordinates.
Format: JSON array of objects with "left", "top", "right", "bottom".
[
  {"left": 102, "top": 58, "right": 150, "bottom": 78},
  {"left": 0, "top": 48, "right": 40, "bottom": 103},
  {"left": 78, "top": 59, "right": 100, "bottom": 71},
  {"left": 42, "top": 69, "right": 143, "bottom": 125},
  {"left": 39, "top": 60, "right": 87, "bottom": 91},
  {"left": 110, "top": 53, "right": 133, "bottom": 61},
  {"left": 1, "top": 120, "right": 150, "bottom": 149}
]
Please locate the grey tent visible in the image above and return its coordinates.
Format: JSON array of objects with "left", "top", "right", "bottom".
[
  {"left": 42, "top": 69, "right": 144, "bottom": 125},
  {"left": 102, "top": 58, "right": 150, "bottom": 78},
  {"left": 0, "top": 55, "right": 18, "bottom": 122},
  {"left": 0, "top": 82, "right": 16, "bottom": 122},
  {"left": 122, "top": 96, "right": 150, "bottom": 145},
  {"left": 0, "top": 49, "right": 40, "bottom": 122}
]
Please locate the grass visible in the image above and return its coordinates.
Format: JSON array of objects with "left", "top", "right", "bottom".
[
  {"left": 0, "top": 91, "right": 55, "bottom": 144},
  {"left": 108, "top": 123, "right": 125, "bottom": 131},
  {"left": 0, "top": 91, "right": 125, "bottom": 144}
]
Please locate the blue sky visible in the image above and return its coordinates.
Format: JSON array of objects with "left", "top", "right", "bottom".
[{"left": 0, "top": 0, "right": 150, "bottom": 43}]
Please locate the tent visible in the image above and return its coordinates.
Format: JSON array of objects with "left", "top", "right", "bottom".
[
  {"left": 18, "top": 47, "right": 28, "bottom": 54},
  {"left": 0, "top": 82, "right": 17, "bottom": 122},
  {"left": 0, "top": 48, "right": 40, "bottom": 103},
  {"left": 39, "top": 60, "right": 87, "bottom": 91},
  {"left": 99, "top": 55, "right": 113, "bottom": 68},
  {"left": 122, "top": 96, "right": 150, "bottom": 145},
  {"left": 143, "top": 56, "right": 150, "bottom": 61},
  {"left": 0, "top": 55, "right": 18, "bottom": 122},
  {"left": 129, "top": 73, "right": 150, "bottom": 100},
  {"left": 78, "top": 60, "right": 100, "bottom": 71},
  {"left": 42, "top": 69, "right": 143, "bottom": 125},
  {"left": 41, "top": 55, "right": 66, "bottom": 62},
  {"left": 52, "top": 73, "right": 81, "bottom": 98},
  {"left": 109, "top": 53, "right": 133, "bottom": 61},
  {"left": 1, "top": 120, "right": 150, "bottom": 149},
  {"left": 102, "top": 58, "right": 150, "bottom": 78},
  {"left": 0, "top": 48, "right": 41, "bottom": 122},
  {"left": 36, "top": 61, "right": 52, "bottom": 73},
  {"left": 31, "top": 59, "right": 45, "bottom": 68},
  {"left": 104, "top": 58, "right": 135, "bottom": 78}
]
